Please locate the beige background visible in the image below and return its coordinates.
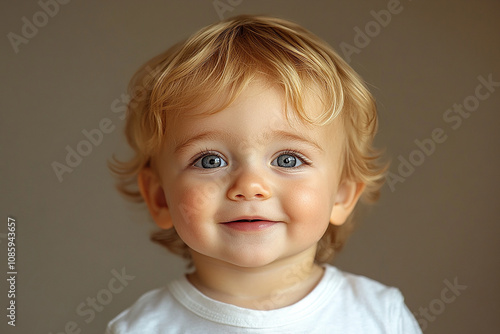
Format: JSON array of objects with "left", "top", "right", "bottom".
[{"left": 1, "top": 0, "right": 499, "bottom": 333}]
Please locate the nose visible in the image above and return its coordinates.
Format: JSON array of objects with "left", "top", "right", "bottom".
[{"left": 227, "top": 168, "right": 272, "bottom": 201}]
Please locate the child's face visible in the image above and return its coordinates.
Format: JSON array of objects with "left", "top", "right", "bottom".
[{"left": 142, "top": 78, "right": 360, "bottom": 268}]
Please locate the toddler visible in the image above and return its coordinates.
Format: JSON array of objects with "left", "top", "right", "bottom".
[{"left": 106, "top": 15, "right": 422, "bottom": 333}]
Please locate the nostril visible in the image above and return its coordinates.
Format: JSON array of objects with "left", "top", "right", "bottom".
[
  {"left": 232, "top": 193, "right": 265, "bottom": 200},
  {"left": 227, "top": 179, "right": 272, "bottom": 201}
]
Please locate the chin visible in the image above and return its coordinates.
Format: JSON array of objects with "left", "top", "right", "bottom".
[{"left": 221, "top": 250, "right": 282, "bottom": 269}]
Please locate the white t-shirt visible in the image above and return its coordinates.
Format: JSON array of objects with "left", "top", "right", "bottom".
[{"left": 105, "top": 264, "right": 422, "bottom": 333}]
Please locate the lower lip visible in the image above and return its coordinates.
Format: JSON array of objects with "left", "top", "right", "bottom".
[{"left": 222, "top": 221, "right": 278, "bottom": 232}]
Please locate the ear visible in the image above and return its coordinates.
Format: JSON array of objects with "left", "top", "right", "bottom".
[
  {"left": 138, "top": 167, "right": 173, "bottom": 229},
  {"left": 330, "top": 181, "right": 365, "bottom": 226}
]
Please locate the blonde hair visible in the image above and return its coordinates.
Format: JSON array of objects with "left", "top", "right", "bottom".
[{"left": 110, "top": 15, "right": 387, "bottom": 264}]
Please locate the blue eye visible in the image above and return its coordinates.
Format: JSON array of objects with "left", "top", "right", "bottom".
[
  {"left": 272, "top": 153, "right": 303, "bottom": 168},
  {"left": 193, "top": 154, "right": 227, "bottom": 169}
]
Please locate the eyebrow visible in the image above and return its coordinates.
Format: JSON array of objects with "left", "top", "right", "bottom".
[
  {"left": 264, "top": 130, "right": 324, "bottom": 152},
  {"left": 173, "top": 131, "right": 233, "bottom": 154},
  {"left": 173, "top": 130, "right": 324, "bottom": 154}
]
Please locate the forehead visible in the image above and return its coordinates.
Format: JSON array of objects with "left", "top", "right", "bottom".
[{"left": 164, "top": 79, "right": 344, "bottom": 153}]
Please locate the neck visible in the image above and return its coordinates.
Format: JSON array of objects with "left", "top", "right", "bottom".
[{"left": 186, "top": 247, "right": 325, "bottom": 310}]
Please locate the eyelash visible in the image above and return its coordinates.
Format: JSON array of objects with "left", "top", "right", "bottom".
[
  {"left": 189, "top": 149, "right": 224, "bottom": 167},
  {"left": 189, "top": 149, "right": 312, "bottom": 167},
  {"left": 277, "top": 149, "right": 312, "bottom": 167}
]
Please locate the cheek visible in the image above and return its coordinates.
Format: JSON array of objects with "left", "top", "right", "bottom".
[
  {"left": 166, "top": 186, "right": 208, "bottom": 247},
  {"left": 169, "top": 184, "right": 209, "bottom": 225},
  {"left": 165, "top": 177, "right": 222, "bottom": 247},
  {"left": 282, "top": 179, "right": 333, "bottom": 231}
]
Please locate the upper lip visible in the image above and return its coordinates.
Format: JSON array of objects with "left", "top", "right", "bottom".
[{"left": 221, "top": 216, "right": 276, "bottom": 223}]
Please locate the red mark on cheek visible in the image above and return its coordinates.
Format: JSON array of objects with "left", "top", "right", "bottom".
[
  {"left": 174, "top": 182, "right": 222, "bottom": 224},
  {"left": 284, "top": 185, "right": 323, "bottom": 218},
  {"left": 172, "top": 188, "right": 206, "bottom": 225}
]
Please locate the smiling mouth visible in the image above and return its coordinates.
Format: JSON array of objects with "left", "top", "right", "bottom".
[
  {"left": 221, "top": 218, "right": 279, "bottom": 232},
  {"left": 229, "top": 219, "right": 267, "bottom": 223}
]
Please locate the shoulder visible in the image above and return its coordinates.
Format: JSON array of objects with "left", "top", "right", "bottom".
[
  {"left": 105, "top": 286, "right": 176, "bottom": 333},
  {"left": 329, "top": 265, "right": 403, "bottom": 301},
  {"left": 320, "top": 265, "right": 422, "bottom": 333}
]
